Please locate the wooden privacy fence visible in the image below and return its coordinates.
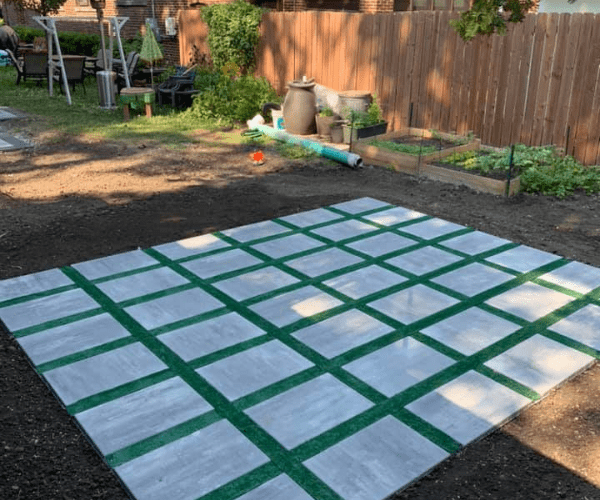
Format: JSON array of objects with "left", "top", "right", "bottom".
[{"left": 180, "top": 10, "right": 600, "bottom": 165}]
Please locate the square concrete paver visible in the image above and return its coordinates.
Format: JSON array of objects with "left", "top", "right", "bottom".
[
  {"left": 244, "top": 373, "right": 373, "bottom": 450},
  {"left": 323, "top": 265, "right": 407, "bottom": 299},
  {"left": 292, "top": 309, "right": 394, "bottom": 359},
  {"left": 345, "top": 232, "right": 417, "bottom": 257},
  {"left": 440, "top": 231, "right": 511, "bottom": 255},
  {"left": 368, "top": 284, "right": 459, "bottom": 325},
  {"left": 343, "top": 337, "right": 456, "bottom": 397},
  {"left": 304, "top": 416, "right": 448, "bottom": 500},
  {"left": 484, "top": 334, "right": 595, "bottom": 395},
  {"left": 431, "top": 262, "right": 515, "bottom": 297},
  {"left": 548, "top": 304, "right": 600, "bottom": 351},
  {"left": 386, "top": 246, "right": 463, "bottom": 276},
  {"left": 362, "top": 206, "right": 426, "bottom": 226},
  {"left": 285, "top": 247, "right": 363, "bottom": 277},
  {"left": 158, "top": 312, "right": 266, "bottom": 362},
  {"left": 251, "top": 233, "right": 324, "bottom": 259},
  {"left": 421, "top": 307, "right": 521, "bottom": 356},
  {"left": 3, "top": 198, "right": 600, "bottom": 500},
  {"left": 76, "top": 376, "right": 213, "bottom": 454},
  {"left": 196, "top": 340, "right": 313, "bottom": 401},
  {"left": 250, "top": 286, "right": 343, "bottom": 328},
  {"left": 485, "top": 245, "right": 561, "bottom": 273},
  {"left": 405, "top": 370, "right": 532, "bottom": 445},
  {"left": 115, "top": 420, "right": 269, "bottom": 500},
  {"left": 153, "top": 234, "right": 230, "bottom": 261},
  {"left": 485, "top": 282, "right": 575, "bottom": 322},
  {"left": 539, "top": 261, "right": 600, "bottom": 295},
  {"left": 310, "top": 219, "right": 378, "bottom": 242}
]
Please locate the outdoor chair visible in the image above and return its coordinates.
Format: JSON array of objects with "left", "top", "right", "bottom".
[
  {"left": 5, "top": 49, "right": 24, "bottom": 85},
  {"left": 116, "top": 52, "right": 140, "bottom": 92},
  {"left": 157, "top": 71, "right": 198, "bottom": 109},
  {"left": 54, "top": 56, "right": 86, "bottom": 94},
  {"left": 21, "top": 52, "right": 48, "bottom": 86}
]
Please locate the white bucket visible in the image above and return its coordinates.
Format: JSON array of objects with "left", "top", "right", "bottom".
[{"left": 271, "top": 109, "right": 284, "bottom": 130}]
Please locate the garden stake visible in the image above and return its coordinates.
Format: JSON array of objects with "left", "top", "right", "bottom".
[
  {"left": 505, "top": 144, "right": 515, "bottom": 197},
  {"left": 565, "top": 126, "right": 570, "bottom": 157},
  {"left": 408, "top": 103, "right": 414, "bottom": 128}
]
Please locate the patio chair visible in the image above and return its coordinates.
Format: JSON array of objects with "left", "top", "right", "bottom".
[
  {"left": 5, "top": 49, "right": 24, "bottom": 85},
  {"left": 116, "top": 52, "right": 140, "bottom": 92},
  {"left": 54, "top": 56, "right": 87, "bottom": 94},
  {"left": 21, "top": 52, "right": 48, "bottom": 86},
  {"left": 157, "top": 71, "right": 198, "bottom": 109}
]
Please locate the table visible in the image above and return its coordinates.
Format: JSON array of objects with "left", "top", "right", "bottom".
[{"left": 119, "top": 87, "right": 155, "bottom": 121}]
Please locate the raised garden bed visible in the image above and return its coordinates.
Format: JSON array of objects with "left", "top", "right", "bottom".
[{"left": 351, "top": 128, "right": 520, "bottom": 196}]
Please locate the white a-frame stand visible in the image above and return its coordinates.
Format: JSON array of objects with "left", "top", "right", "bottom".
[{"left": 32, "top": 16, "right": 129, "bottom": 106}]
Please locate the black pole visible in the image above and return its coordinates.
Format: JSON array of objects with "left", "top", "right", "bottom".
[
  {"left": 409, "top": 102, "right": 414, "bottom": 128},
  {"left": 506, "top": 144, "right": 515, "bottom": 197}
]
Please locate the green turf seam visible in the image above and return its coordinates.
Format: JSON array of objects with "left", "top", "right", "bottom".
[{"left": 0, "top": 283, "right": 77, "bottom": 308}]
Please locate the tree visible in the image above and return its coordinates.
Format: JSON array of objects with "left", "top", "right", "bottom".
[
  {"left": 450, "top": 0, "right": 534, "bottom": 41},
  {"left": 5, "top": 0, "right": 68, "bottom": 17}
]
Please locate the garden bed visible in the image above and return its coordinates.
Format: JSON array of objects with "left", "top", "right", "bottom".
[{"left": 350, "top": 128, "right": 522, "bottom": 196}]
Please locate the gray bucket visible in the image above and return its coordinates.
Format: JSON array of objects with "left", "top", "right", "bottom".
[{"left": 339, "top": 91, "right": 372, "bottom": 120}]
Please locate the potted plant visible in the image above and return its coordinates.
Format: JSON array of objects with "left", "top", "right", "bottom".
[
  {"left": 315, "top": 106, "right": 336, "bottom": 139},
  {"left": 342, "top": 98, "right": 387, "bottom": 144},
  {"left": 329, "top": 119, "right": 346, "bottom": 144}
]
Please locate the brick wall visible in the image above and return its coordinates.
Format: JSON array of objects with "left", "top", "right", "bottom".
[{"left": 2, "top": 0, "right": 207, "bottom": 65}]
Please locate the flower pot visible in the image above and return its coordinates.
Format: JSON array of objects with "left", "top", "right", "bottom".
[
  {"left": 316, "top": 115, "right": 335, "bottom": 139},
  {"left": 342, "top": 122, "right": 388, "bottom": 144},
  {"left": 329, "top": 120, "right": 345, "bottom": 144},
  {"left": 282, "top": 80, "right": 317, "bottom": 135}
]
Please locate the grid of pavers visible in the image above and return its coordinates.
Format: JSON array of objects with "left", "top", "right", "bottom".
[{"left": 2, "top": 197, "right": 600, "bottom": 500}]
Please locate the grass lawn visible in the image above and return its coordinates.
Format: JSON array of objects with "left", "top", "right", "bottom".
[{"left": 0, "top": 66, "right": 246, "bottom": 146}]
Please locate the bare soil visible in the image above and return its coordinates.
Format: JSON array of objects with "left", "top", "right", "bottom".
[{"left": 1, "top": 112, "right": 600, "bottom": 500}]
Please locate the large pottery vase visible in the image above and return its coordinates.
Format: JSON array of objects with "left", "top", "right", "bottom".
[{"left": 283, "top": 80, "right": 317, "bottom": 135}]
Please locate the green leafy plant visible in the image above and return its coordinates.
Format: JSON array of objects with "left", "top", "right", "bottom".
[
  {"left": 440, "top": 143, "right": 600, "bottom": 198},
  {"left": 186, "top": 68, "right": 279, "bottom": 125},
  {"left": 347, "top": 96, "right": 384, "bottom": 129},
  {"left": 201, "top": 0, "right": 263, "bottom": 73},
  {"left": 450, "top": 0, "right": 533, "bottom": 42},
  {"left": 273, "top": 142, "right": 317, "bottom": 160},
  {"left": 367, "top": 139, "right": 439, "bottom": 156},
  {"left": 318, "top": 106, "right": 334, "bottom": 117},
  {"left": 14, "top": 26, "right": 101, "bottom": 55}
]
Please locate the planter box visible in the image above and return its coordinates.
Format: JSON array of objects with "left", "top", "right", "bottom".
[
  {"left": 351, "top": 127, "right": 519, "bottom": 196},
  {"left": 342, "top": 122, "right": 388, "bottom": 144}
]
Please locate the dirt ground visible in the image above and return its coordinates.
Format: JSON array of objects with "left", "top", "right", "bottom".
[{"left": 1, "top": 112, "right": 600, "bottom": 500}]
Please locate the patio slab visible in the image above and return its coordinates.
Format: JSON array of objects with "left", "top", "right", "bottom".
[{"left": 1, "top": 197, "right": 599, "bottom": 500}]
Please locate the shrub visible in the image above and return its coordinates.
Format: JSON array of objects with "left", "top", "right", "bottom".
[
  {"left": 186, "top": 68, "right": 279, "bottom": 125},
  {"left": 14, "top": 26, "right": 101, "bottom": 55},
  {"left": 201, "top": 0, "right": 263, "bottom": 72}
]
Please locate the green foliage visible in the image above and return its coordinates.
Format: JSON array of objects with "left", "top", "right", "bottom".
[
  {"left": 367, "top": 139, "right": 439, "bottom": 156},
  {"left": 319, "top": 106, "right": 334, "bottom": 117},
  {"left": 450, "top": 0, "right": 533, "bottom": 42},
  {"left": 201, "top": 0, "right": 263, "bottom": 73},
  {"left": 7, "top": 0, "right": 68, "bottom": 16},
  {"left": 273, "top": 142, "right": 317, "bottom": 159},
  {"left": 14, "top": 26, "right": 101, "bottom": 55},
  {"left": 441, "top": 143, "right": 600, "bottom": 198},
  {"left": 347, "top": 95, "right": 384, "bottom": 128},
  {"left": 186, "top": 68, "right": 279, "bottom": 125}
]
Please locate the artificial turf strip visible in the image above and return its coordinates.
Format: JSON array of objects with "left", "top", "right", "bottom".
[{"left": 1, "top": 197, "right": 599, "bottom": 500}]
